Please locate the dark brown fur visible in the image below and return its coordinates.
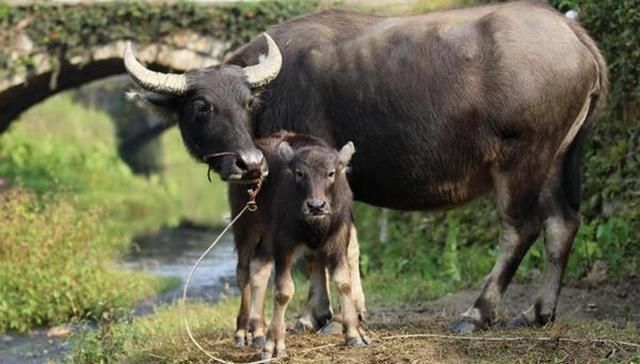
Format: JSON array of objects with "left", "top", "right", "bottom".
[{"left": 228, "top": 132, "right": 365, "bottom": 355}]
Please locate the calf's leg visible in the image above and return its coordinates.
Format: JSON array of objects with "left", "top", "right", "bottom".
[
  {"left": 329, "top": 251, "right": 371, "bottom": 346},
  {"left": 248, "top": 257, "right": 273, "bottom": 348},
  {"left": 234, "top": 259, "right": 251, "bottom": 347},
  {"left": 232, "top": 225, "right": 261, "bottom": 347},
  {"left": 348, "top": 225, "right": 367, "bottom": 323},
  {"left": 298, "top": 226, "right": 367, "bottom": 333},
  {"left": 297, "top": 252, "right": 333, "bottom": 332},
  {"left": 263, "top": 251, "right": 295, "bottom": 359}
]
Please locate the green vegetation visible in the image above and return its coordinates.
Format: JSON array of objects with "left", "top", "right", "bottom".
[
  {"left": 0, "top": 91, "right": 223, "bottom": 333},
  {"left": 0, "top": 189, "right": 172, "bottom": 333},
  {"left": 0, "top": 0, "right": 317, "bottom": 82}
]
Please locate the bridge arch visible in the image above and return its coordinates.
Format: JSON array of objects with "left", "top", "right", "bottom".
[
  {"left": 0, "top": 33, "right": 225, "bottom": 132},
  {"left": 0, "top": 1, "right": 316, "bottom": 132}
]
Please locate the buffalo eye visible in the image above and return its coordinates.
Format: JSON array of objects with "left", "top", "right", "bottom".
[
  {"left": 327, "top": 170, "right": 336, "bottom": 179},
  {"left": 193, "top": 99, "right": 212, "bottom": 118},
  {"left": 294, "top": 169, "right": 304, "bottom": 180}
]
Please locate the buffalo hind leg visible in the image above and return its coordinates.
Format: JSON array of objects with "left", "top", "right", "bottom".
[
  {"left": 451, "top": 168, "right": 545, "bottom": 333},
  {"left": 511, "top": 164, "right": 579, "bottom": 327}
]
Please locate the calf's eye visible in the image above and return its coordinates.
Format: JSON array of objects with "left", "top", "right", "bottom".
[
  {"left": 327, "top": 171, "right": 336, "bottom": 178},
  {"left": 295, "top": 169, "right": 304, "bottom": 179}
]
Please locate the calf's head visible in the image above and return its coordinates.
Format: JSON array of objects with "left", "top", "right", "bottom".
[
  {"left": 278, "top": 141, "right": 355, "bottom": 223},
  {"left": 123, "top": 34, "right": 282, "bottom": 182}
]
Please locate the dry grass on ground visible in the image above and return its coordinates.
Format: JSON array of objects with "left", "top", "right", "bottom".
[{"left": 75, "top": 297, "right": 639, "bottom": 364}]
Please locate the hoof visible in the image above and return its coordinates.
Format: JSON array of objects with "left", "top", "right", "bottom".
[
  {"left": 508, "top": 315, "right": 530, "bottom": 329},
  {"left": 346, "top": 336, "right": 366, "bottom": 347},
  {"left": 450, "top": 317, "right": 483, "bottom": 333},
  {"left": 318, "top": 321, "right": 342, "bottom": 335},
  {"left": 295, "top": 316, "right": 317, "bottom": 333},
  {"left": 361, "top": 334, "right": 373, "bottom": 345},
  {"left": 275, "top": 348, "right": 287, "bottom": 358},
  {"left": 234, "top": 335, "right": 246, "bottom": 347},
  {"left": 252, "top": 336, "right": 266, "bottom": 349},
  {"left": 260, "top": 350, "right": 273, "bottom": 361}
]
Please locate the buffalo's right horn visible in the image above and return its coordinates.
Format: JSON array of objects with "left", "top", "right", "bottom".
[
  {"left": 123, "top": 42, "right": 188, "bottom": 95},
  {"left": 243, "top": 33, "right": 283, "bottom": 88}
]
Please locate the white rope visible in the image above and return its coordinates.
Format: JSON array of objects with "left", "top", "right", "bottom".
[{"left": 181, "top": 203, "right": 273, "bottom": 364}]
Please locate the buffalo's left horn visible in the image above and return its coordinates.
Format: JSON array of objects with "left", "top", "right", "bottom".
[
  {"left": 243, "top": 33, "right": 283, "bottom": 88},
  {"left": 123, "top": 42, "right": 188, "bottom": 95}
]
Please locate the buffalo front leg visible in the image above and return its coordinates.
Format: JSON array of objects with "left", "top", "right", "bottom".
[
  {"left": 248, "top": 257, "right": 273, "bottom": 348},
  {"left": 263, "top": 252, "right": 295, "bottom": 359},
  {"left": 451, "top": 168, "right": 545, "bottom": 333}
]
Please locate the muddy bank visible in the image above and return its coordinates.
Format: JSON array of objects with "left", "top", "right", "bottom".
[{"left": 373, "top": 277, "right": 640, "bottom": 330}]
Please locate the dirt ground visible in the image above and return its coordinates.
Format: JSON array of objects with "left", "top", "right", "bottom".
[{"left": 202, "top": 279, "right": 640, "bottom": 364}]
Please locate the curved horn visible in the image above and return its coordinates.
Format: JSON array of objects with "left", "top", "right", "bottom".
[
  {"left": 243, "top": 33, "right": 283, "bottom": 88},
  {"left": 123, "top": 42, "right": 188, "bottom": 95}
]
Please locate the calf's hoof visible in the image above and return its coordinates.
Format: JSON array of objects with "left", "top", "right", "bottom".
[
  {"left": 260, "top": 350, "right": 273, "bottom": 361},
  {"left": 234, "top": 334, "right": 246, "bottom": 347},
  {"left": 295, "top": 316, "right": 317, "bottom": 333},
  {"left": 508, "top": 315, "right": 530, "bottom": 329},
  {"left": 318, "top": 320, "right": 343, "bottom": 335},
  {"left": 261, "top": 347, "right": 287, "bottom": 360},
  {"left": 346, "top": 336, "right": 368, "bottom": 347},
  {"left": 449, "top": 317, "right": 484, "bottom": 333},
  {"left": 508, "top": 312, "right": 553, "bottom": 329},
  {"left": 251, "top": 336, "right": 266, "bottom": 349}
]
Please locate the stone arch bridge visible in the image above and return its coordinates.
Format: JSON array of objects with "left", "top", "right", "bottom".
[
  {"left": 1, "top": 29, "right": 225, "bottom": 133},
  {"left": 0, "top": 0, "right": 319, "bottom": 133}
]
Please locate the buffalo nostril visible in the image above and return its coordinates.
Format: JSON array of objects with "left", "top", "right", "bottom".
[
  {"left": 306, "top": 200, "right": 326, "bottom": 210},
  {"left": 235, "top": 158, "right": 248, "bottom": 171}
]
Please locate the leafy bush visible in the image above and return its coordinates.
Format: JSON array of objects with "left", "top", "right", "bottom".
[
  {"left": 0, "top": 189, "right": 170, "bottom": 332},
  {"left": 0, "top": 93, "right": 184, "bottom": 332}
]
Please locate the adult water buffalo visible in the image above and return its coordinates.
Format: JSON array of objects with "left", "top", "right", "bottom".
[{"left": 124, "top": 1, "right": 607, "bottom": 333}]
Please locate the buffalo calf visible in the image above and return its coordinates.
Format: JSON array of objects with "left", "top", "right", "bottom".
[{"left": 228, "top": 132, "right": 369, "bottom": 358}]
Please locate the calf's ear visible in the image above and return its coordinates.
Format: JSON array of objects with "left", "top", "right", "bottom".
[
  {"left": 126, "top": 90, "right": 179, "bottom": 124},
  {"left": 278, "top": 141, "right": 295, "bottom": 163},
  {"left": 338, "top": 141, "right": 355, "bottom": 170}
]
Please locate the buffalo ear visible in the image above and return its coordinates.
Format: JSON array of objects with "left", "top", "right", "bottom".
[
  {"left": 278, "top": 141, "right": 295, "bottom": 163},
  {"left": 126, "top": 89, "right": 179, "bottom": 123},
  {"left": 337, "top": 141, "right": 355, "bottom": 170}
]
